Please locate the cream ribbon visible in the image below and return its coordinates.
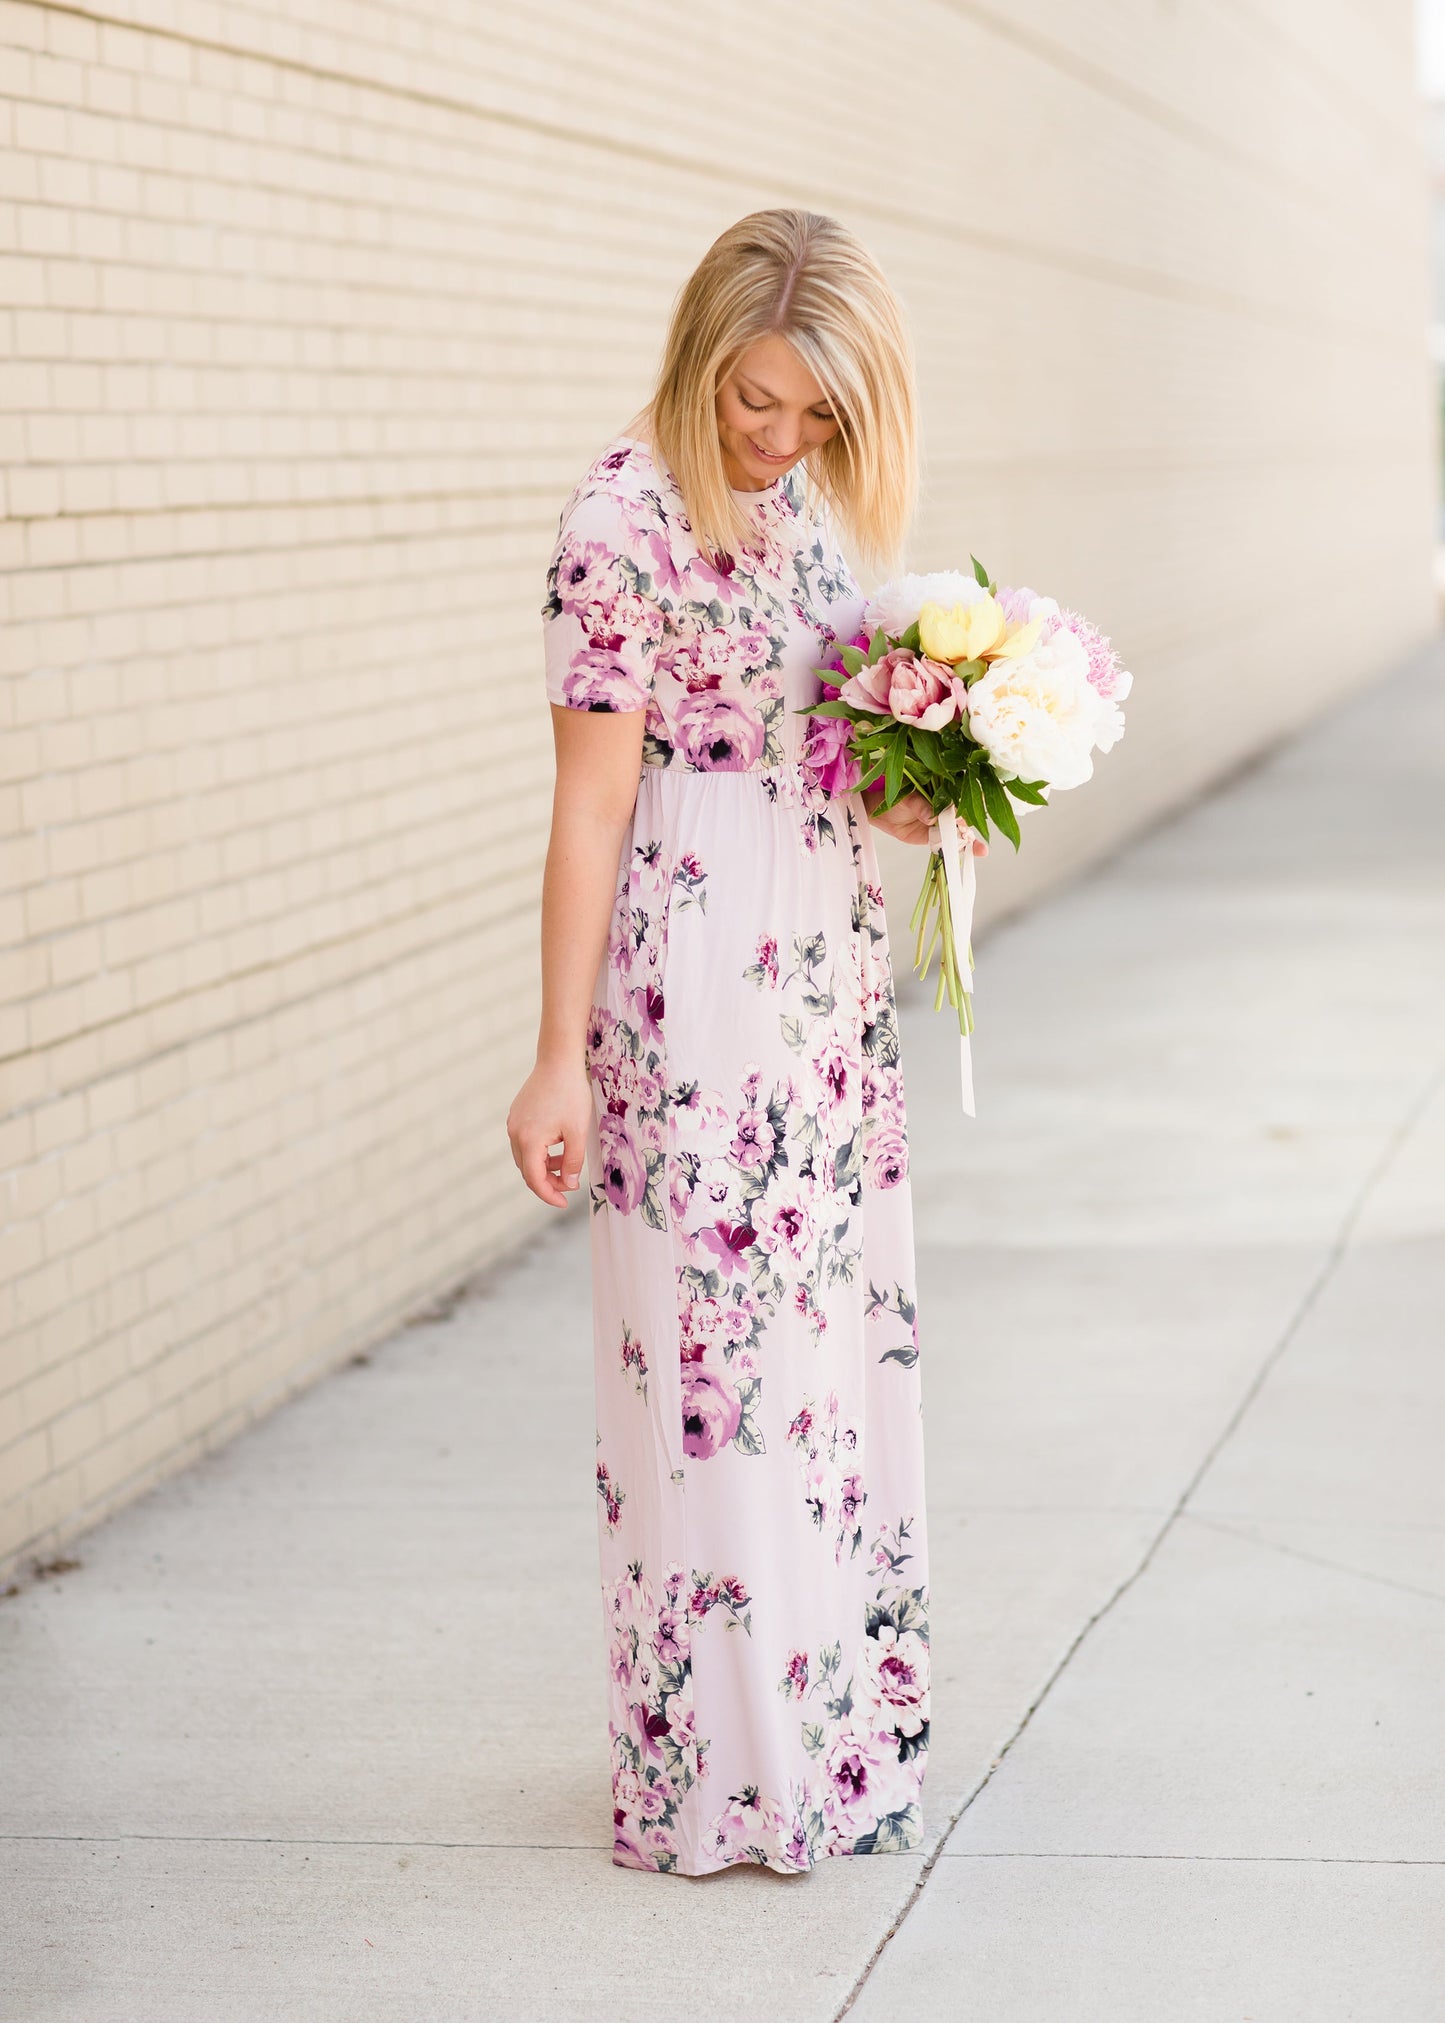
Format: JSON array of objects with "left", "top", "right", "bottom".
[{"left": 929, "top": 805, "right": 977, "bottom": 1117}]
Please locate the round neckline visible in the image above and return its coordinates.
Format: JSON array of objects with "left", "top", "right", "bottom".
[{"left": 730, "top": 474, "right": 786, "bottom": 501}]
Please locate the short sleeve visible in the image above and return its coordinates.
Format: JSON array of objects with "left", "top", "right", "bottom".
[{"left": 541, "top": 482, "right": 668, "bottom": 714}]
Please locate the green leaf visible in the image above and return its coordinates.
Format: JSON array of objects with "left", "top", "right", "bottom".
[
  {"left": 956, "top": 657, "right": 989, "bottom": 687},
  {"left": 960, "top": 772, "right": 989, "bottom": 835},
  {"left": 898, "top": 621, "right": 921, "bottom": 652},
  {"left": 866, "top": 626, "right": 889, "bottom": 663},
  {"left": 970, "top": 553, "right": 990, "bottom": 589},
  {"left": 1003, "top": 774, "right": 1049, "bottom": 805},
  {"left": 869, "top": 1805, "right": 923, "bottom": 1855},
  {"left": 806, "top": 698, "right": 861, "bottom": 719},
  {"left": 731, "top": 1414, "right": 766, "bottom": 1458},
  {"left": 836, "top": 643, "right": 865, "bottom": 676},
  {"left": 880, "top": 1346, "right": 920, "bottom": 1368},
  {"left": 883, "top": 735, "right": 905, "bottom": 805},
  {"left": 980, "top": 767, "right": 1021, "bottom": 848}
]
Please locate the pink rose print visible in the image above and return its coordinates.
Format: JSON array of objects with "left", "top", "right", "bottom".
[
  {"left": 597, "top": 1112, "right": 647, "bottom": 1213},
  {"left": 672, "top": 691, "right": 766, "bottom": 771},
  {"left": 553, "top": 533, "right": 622, "bottom": 616},
  {"left": 562, "top": 647, "right": 650, "bottom": 712},
  {"left": 680, "top": 1358, "right": 742, "bottom": 1459},
  {"left": 861, "top": 1623, "right": 931, "bottom": 1738},
  {"left": 694, "top": 1219, "right": 756, "bottom": 1272},
  {"left": 822, "top": 1719, "right": 894, "bottom": 1811},
  {"left": 596, "top": 1458, "right": 626, "bottom": 1530},
  {"left": 592, "top": 588, "right": 665, "bottom": 653},
  {"left": 745, "top": 935, "right": 779, "bottom": 988},
  {"left": 731, "top": 1109, "right": 776, "bottom": 1170},
  {"left": 778, "top": 1650, "right": 810, "bottom": 1701},
  {"left": 864, "top": 1121, "right": 909, "bottom": 1189},
  {"left": 787, "top": 1389, "right": 866, "bottom": 1562},
  {"left": 689, "top": 1570, "right": 752, "bottom": 1632},
  {"left": 799, "top": 708, "right": 863, "bottom": 796},
  {"left": 619, "top": 1323, "right": 648, "bottom": 1399},
  {"left": 755, "top": 1188, "right": 816, "bottom": 1268},
  {"left": 702, "top": 1787, "right": 806, "bottom": 1870}
]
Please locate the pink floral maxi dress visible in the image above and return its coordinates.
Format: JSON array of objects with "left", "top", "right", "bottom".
[{"left": 541, "top": 437, "right": 930, "bottom": 1876}]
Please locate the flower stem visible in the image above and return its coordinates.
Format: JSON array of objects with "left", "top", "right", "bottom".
[{"left": 938, "top": 873, "right": 959, "bottom": 1011}]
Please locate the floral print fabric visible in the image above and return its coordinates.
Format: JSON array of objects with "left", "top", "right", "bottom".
[{"left": 542, "top": 437, "right": 930, "bottom": 1875}]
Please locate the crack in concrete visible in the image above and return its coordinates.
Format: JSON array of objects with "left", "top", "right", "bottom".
[{"left": 834, "top": 1054, "right": 1445, "bottom": 2019}]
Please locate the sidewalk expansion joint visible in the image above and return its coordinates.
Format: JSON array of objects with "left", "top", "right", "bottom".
[{"left": 1181, "top": 1511, "right": 1445, "bottom": 1607}]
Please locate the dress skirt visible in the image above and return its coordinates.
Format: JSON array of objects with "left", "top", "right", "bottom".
[{"left": 584, "top": 757, "right": 930, "bottom": 1876}]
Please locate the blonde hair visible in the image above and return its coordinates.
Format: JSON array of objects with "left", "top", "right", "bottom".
[{"left": 643, "top": 209, "right": 917, "bottom": 574}]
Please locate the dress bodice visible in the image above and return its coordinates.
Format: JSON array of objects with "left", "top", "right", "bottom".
[{"left": 541, "top": 436, "right": 866, "bottom": 773}]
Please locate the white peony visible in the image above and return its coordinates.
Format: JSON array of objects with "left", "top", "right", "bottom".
[
  {"left": 965, "top": 625, "right": 1124, "bottom": 789},
  {"left": 864, "top": 571, "right": 987, "bottom": 638}
]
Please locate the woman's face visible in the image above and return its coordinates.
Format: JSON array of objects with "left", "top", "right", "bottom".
[{"left": 715, "top": 332, "right": 840, "bottom": 490}]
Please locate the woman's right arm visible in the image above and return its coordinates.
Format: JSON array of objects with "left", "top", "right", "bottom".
[{"left": 506, "top": 703, "right": 646, "bottom": 1207}]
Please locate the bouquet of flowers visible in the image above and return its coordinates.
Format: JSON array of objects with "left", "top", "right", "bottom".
[{"left": 799, "top": 559, "right": 1131, "bottom": 1110}]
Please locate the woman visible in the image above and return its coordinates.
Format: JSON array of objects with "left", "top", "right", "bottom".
[{"left": 507, "top": 208, "right": 979, "bottom": 1876}]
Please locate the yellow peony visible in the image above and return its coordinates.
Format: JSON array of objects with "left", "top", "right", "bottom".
[
  {"left": 919, "top": 598, "right": 1003, "bottom": 663},
  {"left": 988, "top": 612, "right": 1046, "bottom": 660},
  {"left": 919, "top": 597, "right": 1047, "bottom": 665}
]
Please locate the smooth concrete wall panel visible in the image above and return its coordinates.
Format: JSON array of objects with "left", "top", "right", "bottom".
[{"left": 0, "top": 0, "right": 1434, "bottom": 1572}]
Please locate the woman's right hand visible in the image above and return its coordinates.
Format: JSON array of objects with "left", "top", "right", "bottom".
[
  {"left": 510, "top": 703, "right": 644, "bottom": 1210},
  {"left": 507, "top": 1056, "right": 594, "bottom": 1209}
]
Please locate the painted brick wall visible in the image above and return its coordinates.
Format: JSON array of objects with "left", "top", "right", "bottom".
[{"left": 0, "top": 0, "right": 1434, "bottom": 1574}]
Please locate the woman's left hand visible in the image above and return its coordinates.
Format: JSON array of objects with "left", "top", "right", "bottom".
[{"left": 863, "top": 788, "right": 989, "bottom": 855}]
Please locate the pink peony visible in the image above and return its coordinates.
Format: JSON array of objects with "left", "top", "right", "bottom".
[
  {"left": 823, "top": 628, "right": 872, "bottom": 682},
  {"left": 840, "top": 648, "right": 959, "bottom": 731},
  {"left": 1057, "top": 609, "right": 1132, "bottom": 701}
]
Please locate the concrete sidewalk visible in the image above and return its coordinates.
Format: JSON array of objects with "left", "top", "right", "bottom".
[{"left": 4, "top": 642, "right": 1444, "bottom": 2022}]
